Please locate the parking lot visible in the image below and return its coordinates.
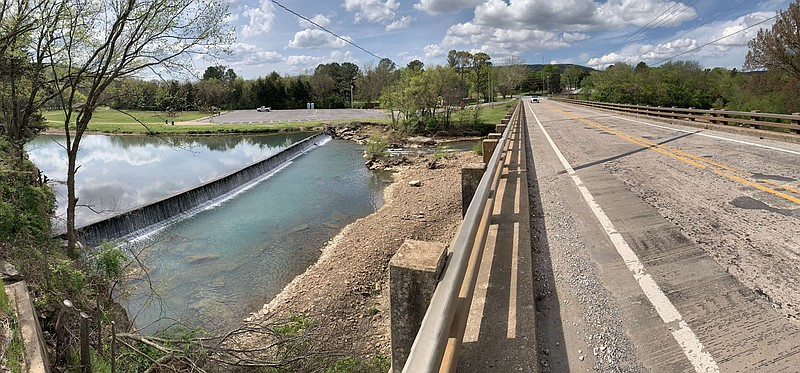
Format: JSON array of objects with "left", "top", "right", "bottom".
[{"left": 196, "top": 108, "right": 389, "bottom": 124}]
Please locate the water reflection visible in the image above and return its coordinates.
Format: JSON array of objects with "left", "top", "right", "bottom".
[{"left": 26, "top": 132, "right": 313, "bottom": 228}]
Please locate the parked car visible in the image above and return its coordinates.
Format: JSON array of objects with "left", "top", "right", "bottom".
[
  {"left": 530, "top": 96, "right": 540, "bottom": 103},
  {"left": 257, "top": 106, "right": 270, "bottom": 112}
]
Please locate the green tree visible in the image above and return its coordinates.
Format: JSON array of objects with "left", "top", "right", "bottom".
[
  {"left": 44, "top": 0, "right": 233, "bottom": 257},
  {"left": 496, "top": 55, "right": 527, "bottom": 98},
  {"left": 744, "top": 0, "right": 800, "bottom": 81},
  {"left": 0, "top": 0, "right": 66, "bottom": 165},
  {"left": 472, "top": 52, "right": 492, "bottom": 102}
]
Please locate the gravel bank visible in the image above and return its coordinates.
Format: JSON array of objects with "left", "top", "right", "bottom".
[{"left": 241, "top": 147, "right": 482, "bottom": 360}]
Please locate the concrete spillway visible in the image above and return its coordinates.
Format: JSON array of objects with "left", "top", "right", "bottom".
[{"left": 74, "top": 132, "right": 329, "bottom": 247}]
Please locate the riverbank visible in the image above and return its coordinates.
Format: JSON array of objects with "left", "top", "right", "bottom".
[{"left": 239, "top": 142, "right": 481, "bottom": 361}]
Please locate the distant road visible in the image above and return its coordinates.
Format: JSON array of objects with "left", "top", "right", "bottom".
[
  {"left": 525, "top": 98, "right": 800, "bottom": 372},
  {"left": 196, "top": 108, "right": 389, "bottom": 124}
]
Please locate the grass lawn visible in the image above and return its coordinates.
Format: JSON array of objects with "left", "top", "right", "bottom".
[{"left": 41, "top": 101, "right": 517, "bottom": 135}]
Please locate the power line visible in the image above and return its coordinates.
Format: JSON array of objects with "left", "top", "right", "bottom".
[
  {"left": 652, "top": 13, "right": 778, "bottom": 65},
  {"left": 270, "top": 0, "right": 384, "bottom": 61},
  {"left": 656, "top": 0, "right": 751, "bottom": 47},
  {"left": 599, "top": 1, "right": 691, "bottom": 58}
]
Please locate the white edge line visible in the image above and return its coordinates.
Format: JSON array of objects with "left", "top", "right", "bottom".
[{"left": 528, "top": 104, "right": 720, "bottom": 373}]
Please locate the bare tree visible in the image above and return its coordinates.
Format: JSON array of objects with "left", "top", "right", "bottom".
[
  {"left": 744, "top": 1, "right": 800, "bottom": 81},
  {"left": 37, "top": 0, "right": 232, "bottom": 257}
]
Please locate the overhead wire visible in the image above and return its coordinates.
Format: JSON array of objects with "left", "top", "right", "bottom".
[
  {"left": 598, "top": 0, "right": 692, "bottom": 57},
  {"left": 655, "top": 0, "right": 751, "bottom": 46},
  {"left": 651, "top": 13, "right": 778, "bottom": 65},
  {"left": 270, "top": 0, "right": 384, "bottom": 61}
]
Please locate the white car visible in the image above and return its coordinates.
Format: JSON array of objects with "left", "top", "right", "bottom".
[
  {"left": 530, "top": 96, "right": 540, "bottom": 103},
  {"left": 257, "top": 106, "right": 271, "bottom": 112}
]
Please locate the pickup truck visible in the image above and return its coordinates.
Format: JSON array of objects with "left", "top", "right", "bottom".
[{"left": 257, "top": 106, "right": 271, "bottom": 112}]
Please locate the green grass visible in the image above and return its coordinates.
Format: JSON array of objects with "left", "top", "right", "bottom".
[
  {"left": 43, "top": 107, "right": 207, "bottom": 126},
  {"left": 40, "top": 103, "right": 515, "bottom": 135},
  {"left": 480, "top": 101, "right": 517, "bottom": 126},
  {"left": 42, "top": 107, "right": 394, "bottom": 135}
]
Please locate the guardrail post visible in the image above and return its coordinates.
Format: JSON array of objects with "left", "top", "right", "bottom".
[
  {"left": 688, "top": 108, "right": 695, "bottom": 121},
  {"left": 792, "top": 113, "right": 800, "bottom": 134},
  {"left": 496, "top": 124, "right": 506, "bottom": 134},
  {"left": 461, "top": 164, "right": 486, "bottom": 217},
  {"left": 389, "top": 240, "right": 448, "bottom": 373},
  {"left": 751, "top": 110, "right": 761, "bottom": 129},
  {"left": 709, "top": 108, "right": 717, "bottom": 124},
  {"left": 482, "top": 138, "right": 499, "bottom": 164}
]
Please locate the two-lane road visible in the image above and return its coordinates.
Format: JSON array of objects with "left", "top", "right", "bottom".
[{"left": 525, "top": 98, "right": 800, "bottom": 372}]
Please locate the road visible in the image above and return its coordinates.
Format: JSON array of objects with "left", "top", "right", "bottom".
[{"left": 524, "top": 98, "right": 800, "bottom": 372}]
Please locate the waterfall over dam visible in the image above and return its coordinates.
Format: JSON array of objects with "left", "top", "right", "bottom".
[{"left": 73, "top": 132, "right": 329, "bottom": 247}]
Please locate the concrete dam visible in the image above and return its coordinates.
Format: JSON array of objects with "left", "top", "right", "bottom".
[{"left": 74, "top": 132, "right": 329, "bottom": 247}]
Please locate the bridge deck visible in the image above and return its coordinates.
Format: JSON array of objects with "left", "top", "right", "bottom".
[{"left": 458, "top": 99, "right": 800, "bottom": 372}]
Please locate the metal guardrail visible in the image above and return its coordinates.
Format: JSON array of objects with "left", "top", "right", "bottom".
[
  {"left": 401, "top": 101, "right": 522, "bottom": 372},
  {"left": 554, "top": 98, "right": 800, "bottom": 134}
]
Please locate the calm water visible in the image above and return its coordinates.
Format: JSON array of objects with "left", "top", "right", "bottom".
[
  {"left": 26, "top": 134, "right": 387, "bottom": 332},
  {"left": 26, "top": 133, "right": 313, "bottom": 229}
]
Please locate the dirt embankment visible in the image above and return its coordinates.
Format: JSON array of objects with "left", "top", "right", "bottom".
[{"left": 241, "top": 127, "right": 481, "bottom": 359}]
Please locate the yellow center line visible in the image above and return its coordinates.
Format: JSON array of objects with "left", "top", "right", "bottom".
[
  {"left": 717, "top": 171, "right": 800, "bottom": 204},
  {"left": 542, "top": 103, "right": 800, "bottom": 206},
  {"left": 758, "top": 179, "right": 800, "bottom": 196}
]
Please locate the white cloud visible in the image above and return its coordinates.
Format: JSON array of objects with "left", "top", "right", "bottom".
[
  {"left": 471, "top": 0, "right": 696, "bottom": 32},
  {"left": 386, "top": 16, "right": 413, "bottom": 30},
  {"left": 442, "top": 22, "right": 581, "bottom": 55},
  {"left": 256, "top": 51, "right": 284, "bottom": 63},
  {"left": 596, "top": 0, "right": 697, "bottom": 28},
  {"left": 286, "top": 55, "right": 321, "bottom": 67},
  {"left": 300, "top": 14, "right": 332, "bottom": 28},
  {"left": 344, "top": 0, "right": 399, "bottom": 23},
  {"left": 701, "top": 11, "right": 775, "bottom": 47},
  {"left": 288, "top": 29, "right": 350, "bottom": 49},
  {"left": 223, "top": 43, "right": 283, "bottom": 66},
  {"left": 424, "top": 43, "right": 445, "bottom": 58},
  {"left": 413, "top": 0, "right": 482, "bottom": 15},
  {"left": 284, "top": 51, "right": 357, "bottom": 74},
  {"left": 585, "top": 10, "right": 777, "bottom": 69},
  {"left": 562, "top": 32, "right": 591, "bottom": 43},
  {"left": 241, "top": 0, "right": 276, "bottom": 37}
]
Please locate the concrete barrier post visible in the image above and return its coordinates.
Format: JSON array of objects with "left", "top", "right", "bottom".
[
  {"left": 483, "top": 138, "right": 498, "bottom": 164},
  {"left": 389, "top": 240, "right": 448, "bottom": 372},
  {"left": 750, "top": 110, "right": 761, "bottom": 129},
  {"left": 461, "top": 164, "right": 486, "bottom": 217},
  {"left": 496, "top": 124, "right": 506, "bottom": 134}
]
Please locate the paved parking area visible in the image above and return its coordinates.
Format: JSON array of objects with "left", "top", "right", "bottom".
[{"left": 197, "top": 108, "right": 389, "bottom": 124}]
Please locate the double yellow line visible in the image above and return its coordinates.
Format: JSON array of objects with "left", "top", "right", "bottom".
[{"left": 546, "top": 104, "right": 800, "bottom": 206}]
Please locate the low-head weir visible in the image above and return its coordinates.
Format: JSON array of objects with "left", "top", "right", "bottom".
[{"left": 72, "top": 132, "right": 329, "bottom": 247}]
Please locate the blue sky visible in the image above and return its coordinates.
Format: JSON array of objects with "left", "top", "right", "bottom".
[{"left": 204, "top": 0, "right": 792, "bottom": 79}]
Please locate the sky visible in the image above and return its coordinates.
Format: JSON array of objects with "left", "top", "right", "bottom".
[{"left": 203, "top": 0, "right": 793, "bottom": 79}]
